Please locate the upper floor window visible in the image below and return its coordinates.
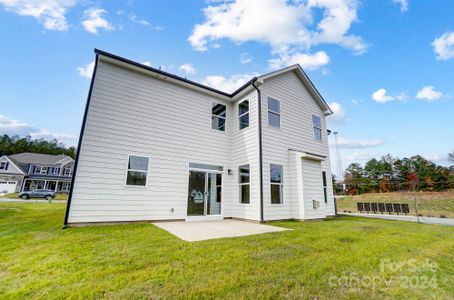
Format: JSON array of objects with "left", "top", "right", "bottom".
[
  {"left": 0, "top": 161, "right": 8, "bottom": 170},
  {"left": 64, "top": 168, "right": 72, "bottom": 177},
  {"left": 270, "top": 164, "right": 283, "bottom": 204},
  {"left": 312, "top": 115, "right": 322, "bottom": 141},
  {"left": 126, "top": 155, "right": 149, "bottom": 186},
  {"left": 40, "top": 167, "right": 48, "bottom": 175},
  {"left": 211, "top": 103, "right": 226, "bottom": 131},
  {"left": 33, "top": 166, "right": 41, "bottom": 174},
  {"left": 268, "top": 97, "right": 280, "bottom": 128},
  {"left": 238, "top": 164, "right": 250, "bottom": 204},
  {"left": 322, "top": 171, "right": 328, "bottom": 203},
  {"left": 53, "top": 167, "right": 60, "bottom": 175},
  {"left": 238, "top": 99, "right": 249, "bottom": 130}
]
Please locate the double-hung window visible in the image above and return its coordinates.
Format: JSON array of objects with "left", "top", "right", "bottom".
[
  {"left": 270, "top": 164, "right": 283, "bottom": 204},
  {"left": 312, "top": 115, "right": 322, "bottom": 141},
  {"left": 211, "top": 103, "right": 226, "bottom": 131},
  {"left": 126, "top": 155, "right": 149, "bottom": 186},
  {"left": 40, "top": 167, "right": 48, "bottom": 175},
  {"left": 0, "top": 161, "right": 8, "bottom": 170},
  {"left": 53, "top": 167, "right": 60, "bottom": 175},
  {"left": 239, "top": 164, "right": 250, "bottom": 204},
  {"left": 238, "top": 99, "right": 249, "bottom": 130},
  {"left": 34, "top": 166, "right": 41, "bottom": 174},
  {"left": 64, "top": 168, "right": 72, "bottom": 176},
  {"left": 268, "top": 97, "right": 281, "bottom": 128},
  {"left": 322, "top": 171, "right": 328, "bottom": 203}
]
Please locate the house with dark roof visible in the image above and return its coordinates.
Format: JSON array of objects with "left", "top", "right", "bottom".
[
  {"left": 65, "top": 49, "right": 335, "bottom": 226},
  {"left": 0, "top": 153, "right": 74, "bottom": 194}
]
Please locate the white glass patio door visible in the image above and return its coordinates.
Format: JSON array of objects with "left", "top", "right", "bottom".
[{"left": 187, "top": 171, "right": 222, "bottom": 216}]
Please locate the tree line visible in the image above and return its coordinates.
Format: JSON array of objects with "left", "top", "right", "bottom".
[
  {"left": 339, "top": 152, "right": 454, "bottom": 195},
  {"left": 0, "top": 135, "right": 76, "bottom": 159}
]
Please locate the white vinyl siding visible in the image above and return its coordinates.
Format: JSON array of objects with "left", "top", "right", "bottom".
[
  {"left": 68, "top": 60, "right": 261, "bottom": 223},
  {"left": 260, "top": 70, "right": 334, "bottom": 220}
]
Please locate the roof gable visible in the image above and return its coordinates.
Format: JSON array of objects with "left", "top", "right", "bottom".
[
  {"left": 257, "top": 65, "right": 333, "bottom": 116},
  {"left": 0, "top": 155, "right": 26, "bottom": 174}
]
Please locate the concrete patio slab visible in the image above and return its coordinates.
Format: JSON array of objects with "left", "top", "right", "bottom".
[{"left": 153, "top": 219, "right": 291, "bottom": 242}]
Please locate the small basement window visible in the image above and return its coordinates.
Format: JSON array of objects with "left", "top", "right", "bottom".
[
  {"left": 126, "top": 155, "right": 149, "bottom": 186},
  {"left": 238, "top": 99, "right": 249, "bottom": 130},
  {"left": 268, "top": 97, "right": 280, "bottom": 128},
  {"left": 211, "top": 103, "right": 226, "bottom": 131},
  {"left": 239, "top": 164, "right": 250, "bottom": 204},
  {"left": 312, "top": 115, "right": 322, "bottom": 141},
  {"left": 270, "top": 164, "right": 283, "bottom": 204}
]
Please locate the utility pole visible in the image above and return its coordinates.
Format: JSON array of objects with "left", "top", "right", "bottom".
[{"left": 333, "top": 131, "right": 343, "bottom": 181}]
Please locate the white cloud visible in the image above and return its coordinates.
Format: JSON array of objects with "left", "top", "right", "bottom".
[
  {"left": 432, "top": 32, "right": 454, "bottom": 61},
  {"left": 82, "top": 8, "right": 114, "bottom": 34},
  {"left": 392, "top": 0, "right": 409, "bottom": 12},
  {"left": 179, "top": 63, "right": 196, "bottom": 75},
  {"left": 77, "top": 61, "right": 94, "bottom": 79},
  {"left": 268, "top": 50, "right": 329, "bottom": 70},
  {"left": 416, "top": 86, "right": 443, "bottom": 101},
  {"left": 337, "top": 138, "right": 384, "bottom": 149},
  {"left": 372, "top": 88, "right": 407, "bottom": 104},
  {"left": 188, "top": 0, "right": 366, "bottom": 68},
  {"left": 0, "top": 0, "right": 76, "bottom": 31},
  {"left": 141, "top": 61, "right": 152, "bottom": 67},
  {"left": 0, "top": 114, "right": 76, "bottom": 146},
  {"left": 327, "top": 102, "right": 347, "bottom": 125},
  {"left": 347, "top": 151, "right": 383, "bottom": 162},
  {"left": 202, "top": 73, "right": 258, "bottom": 93},
  {"left": 240, "top": 53, "right": 252, "bottom": 64},
  {"left": 128, "top": 12, "right": 149, "bottom": 26}
]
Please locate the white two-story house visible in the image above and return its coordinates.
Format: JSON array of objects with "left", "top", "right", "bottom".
[{"left": 64, "top": 49, "right": 335, "bottom": 226}]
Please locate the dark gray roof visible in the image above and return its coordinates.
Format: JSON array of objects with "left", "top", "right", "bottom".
[{"left": 9, "top": 153, "right": 73, "bottom": 165}]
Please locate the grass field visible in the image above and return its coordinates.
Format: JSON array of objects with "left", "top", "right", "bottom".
[
  {"left": 0, "top": 193, "right": 68, "bottom": 201},
  {"left": 337, "top": 190, "right": 454, "bottom": 218},
  {"left": 1, "top": 203, "right": 453, "bottom": 299}
]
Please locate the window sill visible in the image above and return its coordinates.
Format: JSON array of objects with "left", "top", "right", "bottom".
[{"left": 123, "top": 184, "right": 149, "bottom": 189}]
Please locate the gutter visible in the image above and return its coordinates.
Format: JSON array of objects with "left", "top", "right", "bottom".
[
  {"left": 63, "top": 53, "right": 100, "bottom": 228},
  {"left": 251, "top": 79, "right": 264, "bottom": 222}
]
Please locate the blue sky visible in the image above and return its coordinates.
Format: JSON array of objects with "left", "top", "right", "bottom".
[{"left": 0, "top": 0, "right": 453, "bottom": 173}]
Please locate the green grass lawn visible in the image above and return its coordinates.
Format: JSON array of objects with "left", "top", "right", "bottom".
[
  {"left": 0, "top": 193, "right": 68, "bottom": 201},
  {"left": 337, "top": 191, "right": 454, "bottom": 218},
  {"left": 1, "top": 203, "right": 453, "bottom": 299}
]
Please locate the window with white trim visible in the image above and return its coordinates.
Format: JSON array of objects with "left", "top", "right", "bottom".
[
  {"left": 53, "top": 167, "right": 60, "bottom": 175},
  {"left": 211, "top": 103, "right": 226, "bottom": 131},
  {"left": 312, "top": 114, "right": 322, "bottom": 141},
  {"left": 238, "top": 99, "right": 249, "bottom": 130},
  {"left": 40, "top": 167, "right": 48, "bottom": 174},
  {"left": 34, "top": 166, "right": 41, "bottom": 174},
  {"left": 126, "top": 155, "right": 149, "bottom": 186},
  {"left": 63, "top": 168, "right": 72, "bottom": 177},
  {"left": 268, "top": 97, "right": 280, "bottom": 128},
  {"left": 322, "top": 171, "right": 328, "bottom": 203},
  {"left": 270, "top": 164, "right": 283, "bottom": 204},
  {"left": 0, "top": 161, "right": 8, "bottom": 170},
  {"left": 61, "top": 182, "right": 71, "bottom": 192},
  {"left": 239, "top": 164, "right": 250, "bottom": 204}
]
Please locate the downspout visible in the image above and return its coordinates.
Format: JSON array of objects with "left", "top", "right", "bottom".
[
  {"left": 63, "top": 52, "right": 99, "bottom": 228},
  {"left": 251, "top": 79, "right": 264, "bottom": 222}
]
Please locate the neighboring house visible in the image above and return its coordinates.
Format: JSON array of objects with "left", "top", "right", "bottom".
[
  {"left": 0, "top": 153, "right": 74, "bottom": 194},
  {"left": 65, "top": 49, "right": 335, "bottom": 226}
]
